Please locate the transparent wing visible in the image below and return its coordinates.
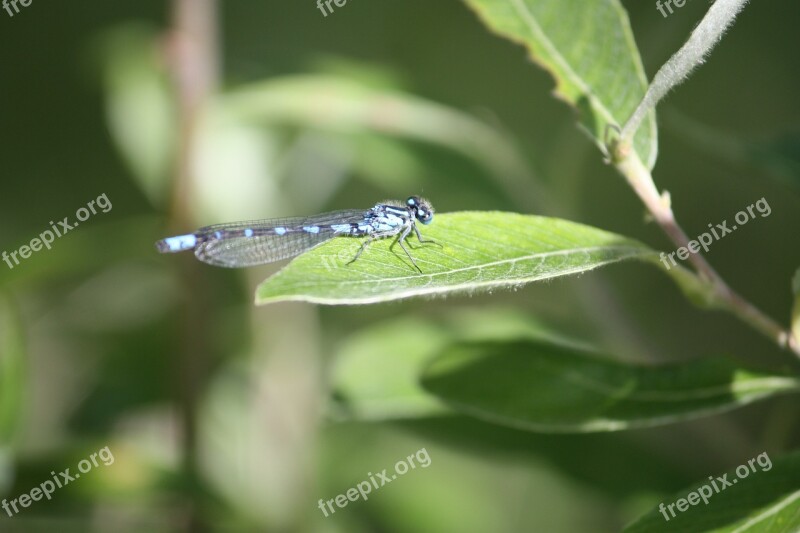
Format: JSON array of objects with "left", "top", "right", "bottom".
[{"left": 193, "top": 209, "right": 368, "bottom": 267}]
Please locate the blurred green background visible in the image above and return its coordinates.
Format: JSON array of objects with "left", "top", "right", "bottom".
[{"left": 1, "top": 0, "right": 799, "bottom": 531}]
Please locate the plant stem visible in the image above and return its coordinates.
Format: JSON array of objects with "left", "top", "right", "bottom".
[
  {"left": 620, "top": 0, "right": 751, "bottom": 140},
  {"left": 166, "top": 0, "right": 219, "bottom": 528},
  {"left": 611, "top": 141, "right": 800, "bottom": 358}
]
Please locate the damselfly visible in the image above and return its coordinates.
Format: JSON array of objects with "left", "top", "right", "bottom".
[{"left": 155, "top": 196, "right": 438, "bottom": 272}]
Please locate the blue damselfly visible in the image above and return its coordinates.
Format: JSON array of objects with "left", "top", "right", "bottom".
[{"left": 156, "top": 196, "right": 438, "bottom": 272}]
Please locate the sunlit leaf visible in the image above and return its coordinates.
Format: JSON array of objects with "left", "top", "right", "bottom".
[
  {"left": 255, "top": 212, "right": 654, "bottom": 305},
  {"left": 462, "top": 0, "right": 658, "bottom": 168}
]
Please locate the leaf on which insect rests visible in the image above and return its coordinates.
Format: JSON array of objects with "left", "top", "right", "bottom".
[{"left": 255, "top": 211, "right": 661, "bottom": 305}]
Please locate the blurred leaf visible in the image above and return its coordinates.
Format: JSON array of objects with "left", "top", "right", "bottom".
[
  {"left": 223, "top": 75, "right": 525, "bottom": 176},
  {"left": 332, "top": 309, "right": 561, "bottom": 421},
  {"left": 310, "top": 56, "right": 411, "bottom": 91},
  {"left": 792, "top": 268, "right": 800, "bottom": 350},
  {"left": 332, "top": 318, "right": 451, "bottom": 420},
  {"left": 256, "top": 212, "right": 654, "bottom": 305},
  {"left": 625, "top": 450, "right": 800, "bottom": 532},
  {"left": 462, "top": 0, "right": 657, "bottom": 168},
  {"left": 0, "top": 296, "right": 25, "bottom": 493},
  {"left": 93, "top": 24, "right": 176, "bottom": 206},
  {"left": 345, "top": 134, "right": 427, "bottom": 190},
  {"left": 0, "top": 297, "right": 24, "bottom": 443},
  {"left": 421, "top": 339, "right": 800, "bottom": 432},
  {"left": 193, "top": 107, "right": 282, "bottom": 222},
  {"left": 221, "top": 75, "right": 546, "bottom": 211}
]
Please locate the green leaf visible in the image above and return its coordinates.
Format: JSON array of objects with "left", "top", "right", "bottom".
[
  {"left": 0, "top": 295, "right": 26, "bottom": 493},
  {"left": 792, "top": 268, "right": 800, "bottom": 351},
  {"left": 93, "top": 24, "right": 177, "bottom": 207},
  {"left": 461, "top": 0, "right": 658, "bottom": 168},
  {"left": 223, "top": 75, "right": 530, "bottom": 182},
  {"left": 0, "top": 296, "right": 25, "bottom": 444},
  {"left": 421, "top": 339, "right": 800, "bottom": 432},
  {"left": 255, "top": 212, "right": 654, "bottom": 305},
  {"left": 625, "top": 450, "right": 800, "bottom": 532},
  {"left": 331, "top": 317, "right": 451, "bottom": 420},
  {"left": 221, "top": 74, "right": 544, "bottom": 211},
  {"left": 331, "top": 310, "right": 570, "bottom": 421}
]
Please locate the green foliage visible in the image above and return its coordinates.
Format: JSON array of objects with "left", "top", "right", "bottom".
[
  {"left": 625, "top": 450, "right": 800, "bottom": 532},
  {"left": 0, "top": 297, "right": 25, "bottom": 496},
  {"left": 331, "top": 317, "right": 451, "bottom": 419},
  {"left": 421, "top": 340, "right": 800, "bottom": 432},
  {"left": 462, "top": 0, "right": 658, "bottom": 168},
  {"left": 792, "top": 268, "right": 800, "bottom": 348},
  {"left": 2, "top": 0, "right": 798, "bottom": 531},
  {"left": 0, "top": 297, "right": 25, "bottom": 446},
  {"left": 256, "top": 212, "right": 654, "bottom": 304}
]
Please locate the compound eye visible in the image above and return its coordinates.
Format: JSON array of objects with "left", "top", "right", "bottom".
[
  {"left": 407, "top": 197, "right": 417, "bottom": 207},
  {"left": 421, "top": 210, "right": 433, "bottom": 225}
]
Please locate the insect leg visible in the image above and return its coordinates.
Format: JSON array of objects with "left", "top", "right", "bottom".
[
  {"left": 391, "top": 225, "right": 421, "bottom": 273},
  {"left": 413, "top": 223, "right": 442, "bottom": 248},
  {"left": 346, "top": 235, "right": 378, "bottom": 266}
]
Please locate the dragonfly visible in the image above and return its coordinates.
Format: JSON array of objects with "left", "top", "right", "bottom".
[{"left": 155, "top": 196, "right": 438, "bottom": 272}]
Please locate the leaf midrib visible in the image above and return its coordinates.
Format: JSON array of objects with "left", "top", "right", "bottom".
[
  {"left": 508, "top": 0, "right": 617, "bottom": 126},
  {"left": 286, "top": 245, "right": 648, "bottom": 288},
  {"left": 559, "top": 370, "right": 800, "bottom": 402},
  {"left": 258, "top": 246, "right": 648, "bottom": 304}
]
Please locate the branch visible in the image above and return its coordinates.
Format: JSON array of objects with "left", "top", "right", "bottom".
[
  {"left": 610, "top": 142, "right": 800, "bottom": 357},
  {"left": 165, "top": 0, "right": 219, "bottom": 527},
  {"left": 621, "top": 0, "right": 751, "bottom": 140}
]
